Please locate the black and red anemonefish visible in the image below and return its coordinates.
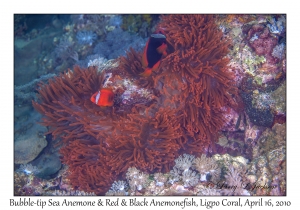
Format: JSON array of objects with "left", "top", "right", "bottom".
[
  {"left": 90, "top": 88, "right": 114, "bottom": 107},
  {"left": 140, "top": 29, "right": 168, "bottom": 77}
]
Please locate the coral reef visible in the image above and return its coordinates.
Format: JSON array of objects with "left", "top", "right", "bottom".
[
  {"left": 181, "top": 170, "right": 199, "bottom": 187},
  {"left": 248, "top": 123, "right": 286, "bottom": 196},
  {"left": 103, "top": 153, "right": 269, "bottom": 196},
  {"left": 108, "top": 15, "right": 123, "bottom": 28},
  {"left": 93, "top": 28, "right": 147, "bottom": 60},
  {"left": 32, "top": 15, "right": 240, "bottom": 195},
  {"left": 25, "top": 14, "right": 285, "bottom": 196},
  {"left": 50, "top": 190, "right": 96, "bottom": 196},
  {"left": 70, "top": 14, "right": 107, "bottom": 36},
  {"left": 87, "top": 56, "right": 107, "bottom": 70},
  {"left": 241, "top": 92, "right": 274, "bottom": 127},
  {"left": 121, "top": 14, "right": 160, "bottom": 37},
  {"left": 14, "top": 165, "right": 95, "bottom": 196},
  {"left": 105, "top": 180, "right": 128, "bottom": 196},
  {"left": 193, "top": 154, "right": 220, "bottom": 182},
  {"left": 223, "top": 165, "right": 250, "bottom": 195},
  {"left": 174, "top": 154, "right": 195, "bottom": 172},
  {"left": 76, "top": 30, "right": 97, "bottom": 46},
  {"left": 126, "top": 167, "right": 149, "bottom": 193},
  {"left": 16, "top": 164, "right": 39, "bottom": 175},
  {"left": 154, "top": 172, "right": 168, "bottom": 186},
  {"left": 269, "top": 81, "right": 286, "bottom": 116}
]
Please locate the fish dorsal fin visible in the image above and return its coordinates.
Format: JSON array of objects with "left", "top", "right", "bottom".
[
  {"left": 151, "top": 33, "right": 166, "bottom": 39},
  {"left": 142, "top": 41, "right": 149, "bottom": 68}
]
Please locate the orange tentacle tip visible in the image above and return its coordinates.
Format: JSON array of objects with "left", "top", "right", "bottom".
[
  {"left": 156, "top": 43, "right": 167, "bottom": 55},
  {"left": 90, "top": 88, "right": 114, "bottom": 107}
]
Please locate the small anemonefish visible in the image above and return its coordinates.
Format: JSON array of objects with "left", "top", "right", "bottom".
[
  {"left": 140, "top": 29, "right": 168, "bottom": 77},
  {"left": 90, "top": 88, "right": 114, "bottom": 107}
]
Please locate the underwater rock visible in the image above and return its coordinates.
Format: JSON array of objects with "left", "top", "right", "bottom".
[
  {"left": 270, "top": 81, "right": 286, "bottom": 115},
  {"left": 15, "top": 34, "right": 55, "bottom": 86},
  {"left": 247, "top": 106, "right": 274, "bottom": 127},
  {"left": 14, "top": 135, "right": 47, "bottom": 164},
  {"left": 253, "top": 123, "right": 286, "bottom": 158},
  {"left": 241, "top": 92, "right": 274, "bottom": 127},
  {"left": 32, "top": 152, "right": 62, "bottom": 179},
  {"left": 213, "top": 153, "right": 249, "bottom": 170},
  {"left": 14, "top": 104, "right": 33, "bottom": 119},
  {"left": 249, "top": 123, "right": 286, "bottom": 195}
]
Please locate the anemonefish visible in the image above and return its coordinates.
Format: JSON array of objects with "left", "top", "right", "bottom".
[
  {"left": 140, "top": 29, "right": 168, "bottom": 77},
  {"left": 90, "top": 88, "right": 114, "bottom": 107}
]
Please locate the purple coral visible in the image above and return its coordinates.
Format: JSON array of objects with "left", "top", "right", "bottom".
[{"left": 76, "top": 30, "right": 97, "bottom": 46}]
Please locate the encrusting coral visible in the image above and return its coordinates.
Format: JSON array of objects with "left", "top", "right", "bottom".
[{"left": 32, "top": 15, "right": 238, "bottom": 195}]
